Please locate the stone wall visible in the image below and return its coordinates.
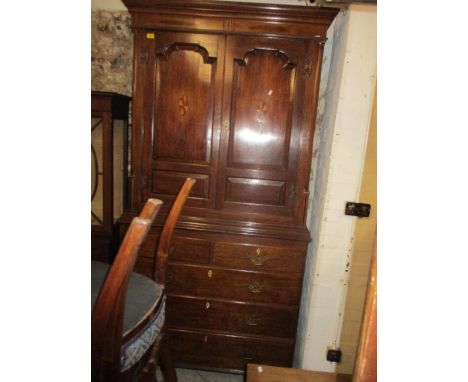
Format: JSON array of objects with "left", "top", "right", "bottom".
[{"left": 91, "top": 9, "right": 133, "bottom": 96}]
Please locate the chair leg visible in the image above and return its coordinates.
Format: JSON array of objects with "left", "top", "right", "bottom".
[
  {"left": 159, "top": 332, "right": 178, "bottom": 382},
  {"left": 137, "top": 335, "right": 162, "bottom": 382}
]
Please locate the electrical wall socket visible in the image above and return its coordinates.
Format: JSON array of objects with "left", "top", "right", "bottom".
[{"left": 326, "top": 348, "right": 342, "bottom": 363}]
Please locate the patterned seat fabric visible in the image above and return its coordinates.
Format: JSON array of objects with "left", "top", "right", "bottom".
[
  {"left": 120, "top": 297, "right": 165, "bottom": 371},
  {"left": 91, "top": 261, "right": 164, "bottom": 371}
]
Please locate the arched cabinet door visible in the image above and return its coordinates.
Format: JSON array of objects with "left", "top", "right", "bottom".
[
  {"left": 132, "top": 30, "right": 225, "bottom": 210},
  {"left": 217, "top": 36, "right": 319, "bottom": 224}
]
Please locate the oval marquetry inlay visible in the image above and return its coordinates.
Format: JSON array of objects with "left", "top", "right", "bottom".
[
  {"left": 257, "top": 100, "right": 269, "bottom": 113},
  {"left": 178, "top": 95, "right": 189, "bottom": 116}
]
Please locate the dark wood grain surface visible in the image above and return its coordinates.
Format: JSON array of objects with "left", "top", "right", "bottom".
[{"left": 119, "top": 0, "right": 339, "bottom": 372}]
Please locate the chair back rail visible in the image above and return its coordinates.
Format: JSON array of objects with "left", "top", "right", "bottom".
[
  {"left": 154, "top": 178, "right": 196, "bottom": 285},
  {"left": 92, "top": 178, "right": 195, "bottom": 382},
  {"left": 92, "top": 199, "right": 163, "bottom": 381}
]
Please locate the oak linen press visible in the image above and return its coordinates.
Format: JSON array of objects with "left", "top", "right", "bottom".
[{"left": 117, "top": 0, "right": 339, "bottom": 373}]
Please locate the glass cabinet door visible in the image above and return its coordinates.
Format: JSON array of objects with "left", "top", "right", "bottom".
[
  {"left": 91, "top": 92, "right": 130, "bottom": 261},
  {"left": 112, "top": 118, "right": 126, "bottom": 223},
  {"left": 91, "top": 114, "right": 128, "bottom": 230},
  {"left": 91, "top": 116, "right": 105, "bottom": 227}
]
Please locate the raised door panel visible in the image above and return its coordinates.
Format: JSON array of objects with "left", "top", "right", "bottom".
[
  {"left": 147, "top": 32, "right": 225, "bottom": 209},
  {"left": 217, "top": 36, "right": 309, "bottom": 221},
  {"left": 228, "top": 49, "right": 295, "bottom": 172}
]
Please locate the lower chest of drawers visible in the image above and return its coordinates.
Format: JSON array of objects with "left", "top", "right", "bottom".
[{"left": 122, "top": 225, "right": 308, "bottom": 371}]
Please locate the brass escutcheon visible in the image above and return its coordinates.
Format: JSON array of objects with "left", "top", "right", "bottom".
[
  {"left": 205, "top": 301, "right": 210, "bottom": 309},
  {"left": 208, "top": 270, "right": 213, "bottom": 278}
]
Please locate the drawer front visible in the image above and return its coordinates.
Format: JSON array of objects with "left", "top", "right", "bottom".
[
  {"left": 212, "top": 242, "right": 304, "bottom": 272},
  {"left": 121, "top": 225, "right": 211, "bottom": 264},
  {"left": 169, "top": 236, "right": 211, "bottom": 264},
  {"left": 134, "top": 235, "right": 211, "bottom": 276},
  {"left": 169, "top": 329, "right": 293, "bottom": 371},
  {"left": 166, "top": 264, "right": 302, "bottom": 305},
  {"left": 167, "top": 296, "right": 298, "bottom": 338}
]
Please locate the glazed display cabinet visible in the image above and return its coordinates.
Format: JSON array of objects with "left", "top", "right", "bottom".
[{"left": 92, "top": 91, "right": 131, "bottom": 262}]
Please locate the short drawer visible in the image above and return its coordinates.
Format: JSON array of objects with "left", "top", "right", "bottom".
[
  {"left": 169, "top": 236, "right": 211, "bottom": 264},
  {"left": 167, "top": 296, "right": 298, "bottom": 338},
  {"left": 121, "top": 225, "right": 211, "bottom": 264},
  {"left": 166, "top": 264, "right": 302, "bottom": 305},
  {"left": 121, "top": 224, "right": 211, "bottom": 264},
  {"left": 212, "top": 242, "right": 304, "bottom": 273},
  {"left": 168, "top": 329, "right": 293, "bottom": 372},
  {"left": 134, "top": 236, "right": 211, "bottom": 276}
]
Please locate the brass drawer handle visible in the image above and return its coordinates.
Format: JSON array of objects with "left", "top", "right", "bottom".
[
  {"left": 248, "top": 281, "right": 264, "bottom": 293},
  {"left": 245, "top": 314, "right": 262, "bottom": 326},
  {"left": 247, "top": 248, "right": 266, "bottom": 266}
]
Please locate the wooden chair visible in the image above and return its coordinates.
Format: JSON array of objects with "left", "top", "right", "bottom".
[{"left": 92, "top": 178, "right": 196, "bottom": 382}]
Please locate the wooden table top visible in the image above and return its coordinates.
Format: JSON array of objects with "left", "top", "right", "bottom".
[{"left": 246, "top": 364, "right": 352, "bottom": 382}]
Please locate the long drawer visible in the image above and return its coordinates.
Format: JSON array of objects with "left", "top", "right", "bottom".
[
  {"left": 166, "top": 263, "right": 302, "bottom": 305},
  {"left": 167, "top": 295, "right": 298, "bottom": 338},
  {"left": 168, "top": 329, "right": 294, "bottom": 372}
]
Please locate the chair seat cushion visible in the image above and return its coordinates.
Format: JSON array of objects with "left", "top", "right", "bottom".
[{"left": 91, "top": 261, "right": 165, "bottom": 371}]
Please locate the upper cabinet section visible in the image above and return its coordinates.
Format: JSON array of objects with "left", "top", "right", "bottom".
[
  {"left": 122, "top": 0, "right": 338, "bottom": 40},
  {"left": 125, "top": 0, "right": 338, "bottom": 226}
]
